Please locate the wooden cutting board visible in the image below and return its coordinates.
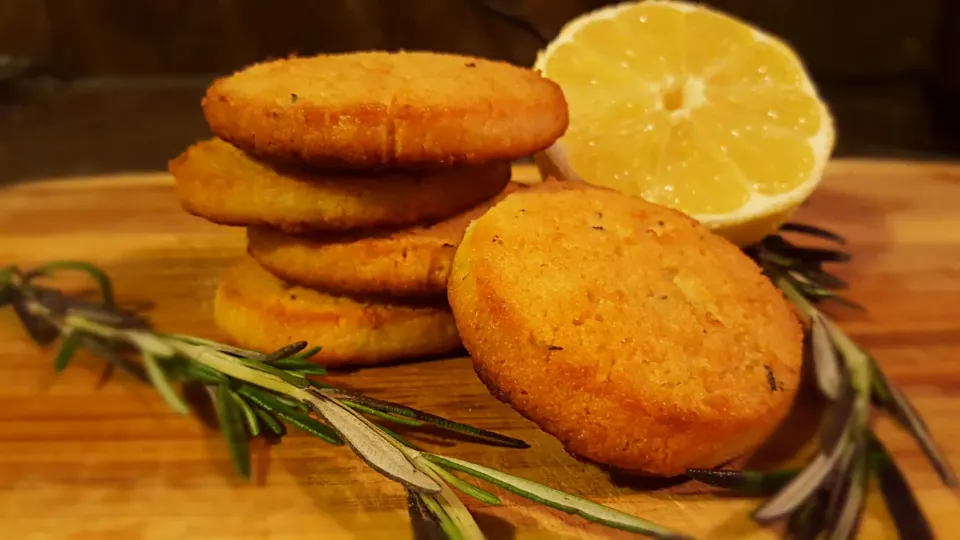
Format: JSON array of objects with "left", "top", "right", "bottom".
[{"left": 1, "top": 162, "right": 958, "bottom": 539}]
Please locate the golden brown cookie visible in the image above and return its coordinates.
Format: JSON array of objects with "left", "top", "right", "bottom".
[
  {"left": 213, "top": 256, "right": 462, "bottom": 366},
  {"left": 202, "top": 51, "right": 568, "bottom": 168},
  {"left": 170, "top": 138, "right": 511, "bottom": 232},
  {"left": 247, "top": 182, "right": 525, "bottom": 297},
  {"left": 448, "top": 182, "right": 802, "bottom": 476}
]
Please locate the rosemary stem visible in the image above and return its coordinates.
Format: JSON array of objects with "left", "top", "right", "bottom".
[
  {"left": 416, "top": 458, "right": 486, "bottom": 540},
  {"left": 776, "top": 275, "right": 872, "bottom": 392},
  {"left": 174, "top": 342, "right": 296, "bottom": 397},
  {"left": 62, "top": 313, "right": 122, "bottom": 340},
  {"left": 0, "top": 266, "right": 16, "bottom": 289},
  {"left": 774, "top": 275, "right": 815, "bottom": 319}
]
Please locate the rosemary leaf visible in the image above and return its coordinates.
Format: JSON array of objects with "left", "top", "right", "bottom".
[
  {"left": 269, "top": 356, "right": 327, "bottom": 373},
  {"left": 423, "top": 454, "right": 689, "bottom": 539},
  {"left": 215, "top": 383, "right": 251, "bottom": 480},
  {"left": 780, "top": 222, "right": 847, "bottom": 244},
  {"left": 237, "top": 385, "right": 310, "bottom": 415},
  {"left": 29, "top": 260, "right": 116, "bottom": 307},
  {"left": 235, "top": 387, "right": 333, "bottom": 441},
  {"left": 290, "top": 365, "right": 328, "bottom": 376},
  {"left": 424, "top": 472, "right": 485, "bottom": 540},
  {"left": 343, "top": 400, "right": 425, "bottom": 427},
  {"left": 165, "top": 333, "right": 264, "bottom": 359},
  {"left": 412, "top": 456, "right": 485, "bottom": 540},
  {"left": 423, "top": 459, "right": 501, "bottom": 505},
  {"left": 66, "top": 301, "right": 147, "bottom": 329},
  {"left": 274, "top": 409, "right": 342, "bottom": 445},
  {"left": 872, "top": 437, "right": 934, "bottom": 540},
  {"left": 759, "top": 249, "right": 797, "bottom": 269},
  {"left": 823, "top": 443, "right": 857, "bottom": 525},
  {"left": 185, "top": 362, "right": 228, "bottom": 384},
  {"left": 291, "top": 345, "right": 322, "bottom": 360},
  {"left": 419, "top": 493, "right": 465, "bottom": 540},
  {"left": 752, "top": 442, "right": 850, "bottom": 523},
  {"left": 784, "top": 274, "right": 861, "bottom": 310},
  {"left": 870, "top": 360, "right": 958, "bottom": 486},
  {"left": 0, "top": 265, "right": 15, "bottom": 287},
  {"left": 309, "top": 378, "right": 335, "bottom": 390},
  {"left": 801, "top": 267, "right": 848, "bottom": 290},
  {"left": 764, "top": 236, "right": 851, "bottom": 263},
  {"left": 320, "top": 390, "right": 528, "bottom": 448},
  {"left": 261, "top": 341, "right": 309, "bottom": 363},
  {"left": 25, "top": 286, "right": 147, "bottom": 329},
  {"left": 686, "top": 468, "right": 799, "bottom": 496},
  {"left": 755, "top": 380, "right": 859, "bottom": 524},
  {"left": 233, "top": 356, "right": 309, "bottom": 389},
  {"left": 407, "top": 489, "right": 448, "bottom": 540},
  {"left": 825, "top": 442, "right": 867, "bottom": 540},
  {"left": 229, "top": 388, "right": 261, "bottom": 438},
  {"left": 376, "top": 424, "right": 422, "bottom": 450},
  {"left": 810, "top": 314, "right": 842, "bottom": 400},
  {"left": 127, "top": 331, "right": 177, "bottom": 358},
  {"left": 821, "top": 294, "right": 866, "bottom": 311},
  {"left": 0, "top": 289, "right": 10, "bottom": 309},
  {"left": 308, "top": 395, "right": 441, "bottom": 494},
  {"left": 253, "top": 407, "right": 286, "bottom": 438},
  {"left": 267, "top": 357, "right": 313, "bottom": 369},
  {"left": 819, "top": 383, "right": 856, "bottom": 453},
  {"left": 786, "top": 490, "right": 827, "bottom": 539},
  {"left": 80, "top": 335, "right": 148, "bottom": 382},
  {"left": 53, "top": 330, "right": 82, "bottom": 373},
  {"left": 12, "top": 296, "right": 59, "bottom": 345},
  {"left": 143, "top": 350, "right": 189, "bottom": 414}
]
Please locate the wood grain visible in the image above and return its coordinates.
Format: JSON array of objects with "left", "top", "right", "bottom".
[{"left": 1, "top": 162, "right": 959, "bottom": 539}]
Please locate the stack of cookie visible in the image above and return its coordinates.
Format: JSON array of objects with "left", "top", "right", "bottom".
[{"left": 169, "top": 51, "right": 568, "bottom": 367}]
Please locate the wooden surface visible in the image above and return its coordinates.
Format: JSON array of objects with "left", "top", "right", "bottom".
[{"left": 1, "top": 162, "right": 959, "bottom": 539}]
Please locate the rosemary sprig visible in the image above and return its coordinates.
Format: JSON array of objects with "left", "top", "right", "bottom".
[
  {"left": 691, "top": 223, "right": 956, "bottom": 540},
  {"left": 1, "top": 261, "right": 687, "bottom": 539}
]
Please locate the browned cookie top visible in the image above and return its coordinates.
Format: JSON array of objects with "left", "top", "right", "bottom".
[{"left": 202, "top": 51, "right": 568, "bottom": 168}]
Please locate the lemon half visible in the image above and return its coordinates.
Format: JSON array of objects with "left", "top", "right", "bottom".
[{"left": 534, "top": 0, "right": 835, "bottom": 245}]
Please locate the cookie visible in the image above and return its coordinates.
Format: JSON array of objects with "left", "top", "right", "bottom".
[
  {"left": 247, "top": 183, "right": 525, "bottom": 297},
  {"left": 170, "top": 138, "right": 511, "bottom": 232},
  {"left": 213, "top": 256, "right": 462, "bottom": 366},
  {"left": 448, "top": 182, "right": 803, "bottom": 476},
  {"left": 202, "top": 51, "right": 568, "bottom": 168}
]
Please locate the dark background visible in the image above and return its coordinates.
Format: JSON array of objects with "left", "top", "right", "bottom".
[{"left": 1, "top": 0, "right": 958, "bottom": 184}]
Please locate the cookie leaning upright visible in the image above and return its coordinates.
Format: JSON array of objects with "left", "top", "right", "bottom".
[
  {"left": 448, "top": 182, "right": 803, "bottom": 476},
  {"left": 202, "top": 51, "right": 568, "bottom": 168}
]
